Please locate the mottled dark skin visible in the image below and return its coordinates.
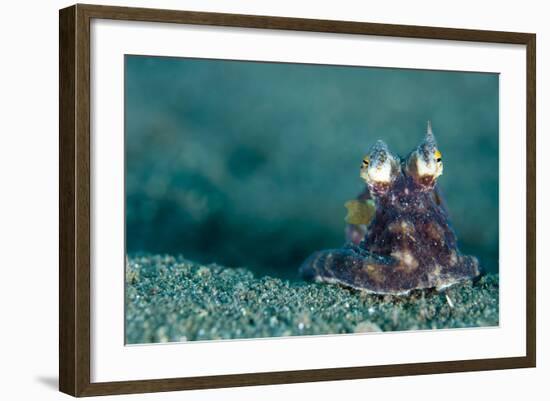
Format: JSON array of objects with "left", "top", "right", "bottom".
[
  {"left": 345, "top": 180, "right": 448, "bottom": 246},
  {"left": 300, "top": 125, "right": 480, "bottom": 295}
]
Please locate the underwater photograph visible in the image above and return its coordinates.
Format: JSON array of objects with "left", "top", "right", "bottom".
[{"left": 124, "top": 55, "right": 499, "bottom": 344}]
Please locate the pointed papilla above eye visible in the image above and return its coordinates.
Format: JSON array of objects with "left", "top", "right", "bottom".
[
  {"left": 424, "top": 122, "right": 437, "bottom": 147},
  {"left": 416, "top": 121, "right": 439, "bottom": 160}
]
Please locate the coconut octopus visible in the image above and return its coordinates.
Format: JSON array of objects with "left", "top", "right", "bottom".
[{"left": 299, "top": 122, "right": 480, "bottom": 295}]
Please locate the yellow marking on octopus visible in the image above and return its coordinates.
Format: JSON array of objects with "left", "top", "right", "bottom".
[
  {"left": 449, "top": 250, "right": 458, "bottom": 266},
  {"left": 362, "top": 263, "right": 384, "bottom": 283},
  {"left": 391, "top": 249, "right": 419, "bottom": 271},
  {"left": 389, "top": 220, "right": 414, "bottom": 233},
  {"left": 344, "top": 199, "right": 375, "bottom": 225},
  {"left": 427, "top": 223, "right": 444, "bottom": 240}
]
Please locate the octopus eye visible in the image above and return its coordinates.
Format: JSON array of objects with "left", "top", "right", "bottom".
[
  {"left": 434, "top": 149, "right": 442, "bottom": 163},
  {"left": 362, "top": 157, "right": 370, "bottom": 168}
]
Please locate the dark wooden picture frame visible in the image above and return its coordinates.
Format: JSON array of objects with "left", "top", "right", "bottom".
[{"left": 59, "top": 3, "right": 536, "bottom": 397}]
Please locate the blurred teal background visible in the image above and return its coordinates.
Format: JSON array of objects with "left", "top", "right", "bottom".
[{"left": 125, "top": 55, "right": 499, "bottom": 279}]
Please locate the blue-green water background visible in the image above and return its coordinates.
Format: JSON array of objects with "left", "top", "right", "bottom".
[{"left": 125, "top": 55, "right": 499, "bottom": 279}]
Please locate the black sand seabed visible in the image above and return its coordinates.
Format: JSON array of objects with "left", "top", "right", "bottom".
[{"left": 125, "top": 254, "right": 499, "bottom": 344}]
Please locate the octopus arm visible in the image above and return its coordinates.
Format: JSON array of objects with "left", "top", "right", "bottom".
[{"left": 299, "top": 245, "right": 397, "bottom": 292}]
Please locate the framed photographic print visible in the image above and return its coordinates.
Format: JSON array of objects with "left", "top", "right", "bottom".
[{"left": 59, "top": 4, "right": 536, "bottom": 397}]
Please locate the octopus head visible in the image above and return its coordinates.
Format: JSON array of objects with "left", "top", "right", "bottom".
[
  {"left": 405, "top": 121, "right": 443, "bottom": 189},
  {"left": 360, "top": 140, "right": 401, "bottom": 194}
]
